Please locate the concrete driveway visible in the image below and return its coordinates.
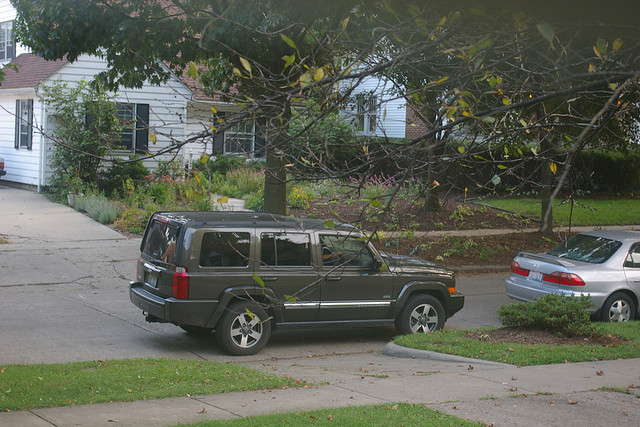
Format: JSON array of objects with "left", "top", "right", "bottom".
[{"left": 0, "top": 183, "right": 511, "bottom": 365}]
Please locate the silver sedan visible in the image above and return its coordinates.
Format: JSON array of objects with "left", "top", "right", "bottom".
[{"left": 505, "top": 230, "right": 640, "bottom": 322}]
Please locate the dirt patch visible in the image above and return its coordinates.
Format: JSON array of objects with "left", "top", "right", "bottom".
[
  {"left": 294, "top": 197, "right": 565, "bottom": 268},
  {"left": 466, "top": 327, "right": 628, "bottom": 346}
]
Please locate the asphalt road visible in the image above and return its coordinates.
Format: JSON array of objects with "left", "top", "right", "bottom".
[{"left": 0, "top": 184, "right": 511, "bottom": 366}]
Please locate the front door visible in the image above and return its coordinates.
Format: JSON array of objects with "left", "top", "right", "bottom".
[{"left": 316, "top": 234, "right": 394, "bottom": 321}]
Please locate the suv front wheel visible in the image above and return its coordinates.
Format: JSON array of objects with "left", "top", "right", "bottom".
[
  {"left": 396, "top": 295, "right": 445, "bottom": 335},
  {"left": 216, "top": 301, "right": 272, "bottom": 355}
]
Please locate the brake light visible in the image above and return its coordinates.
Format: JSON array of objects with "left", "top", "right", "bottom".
[
  {"left": 543, "top": 271, "right": 585, "bottom": 286},
  {"left": 511, "top": 261, "right": 529, "bottom": 276},
  {"left": 0, "top": 161, "right": 4, "bottom": 169},
  {"left": 172, "top": 266, "right": 189, "bottom": 298}
]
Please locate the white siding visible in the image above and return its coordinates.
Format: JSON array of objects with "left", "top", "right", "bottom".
[
  {"left": 342, "top": 76, "right": 407, "bottom": 139},
  {"left": 38, "top": 54, "right": 194, "bottom": 181},
  {"left": 0, "top": 0, "right": 29, "bottom": 66},
  {"left": 0, "top": 90, "right": 45, "bottom": 186}
]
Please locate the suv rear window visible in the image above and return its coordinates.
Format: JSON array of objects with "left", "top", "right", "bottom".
[
  {"left": 547, "top": 234, "right": 622, "bottom": 264},
  {"left": 142, "top": 220, "right": 179, "bottom": 264},
  {"left": 200, "top": 232, "right": 251, "bottom": 267}
]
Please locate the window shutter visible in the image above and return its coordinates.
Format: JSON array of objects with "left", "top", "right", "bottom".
[
  {"left": 26, "top": 99, "right": 33, "bottom": 150},
  {"left": 14, "top": 99, "right": 19, "bottom": 149},
  {"left": 213, "top": 111, "right": 225, "bottom": 155},
  {"left": 254, "top": 118, "right": 267, "bottom": 158},
  {"left": 135, "top": 103, "right": 149, "bottom": 153}
]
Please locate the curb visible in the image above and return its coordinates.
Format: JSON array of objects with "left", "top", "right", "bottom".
[{"left": 382, "top": 342, "right": 512, "bottom": 367}]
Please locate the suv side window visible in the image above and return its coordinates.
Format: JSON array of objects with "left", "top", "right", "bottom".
[
  {"left": 261, "top": 233, "right": 311, "bottom": 267},
  {"left": 320, "top": 235, "right": 375, "bottom": 269},
  {"left": 200, "top": 231, "right": 251, "bottom": 267}
]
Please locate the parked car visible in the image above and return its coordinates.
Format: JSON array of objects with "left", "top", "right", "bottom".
[
  {"left": 130, "top": 211, "right": 464, "bottom": 355},
  {"left": 0, "top": 157, "right": 6, "bottom": 178},
  {"left": 505, "top": 230, "right": 640, "bottom": 322}
]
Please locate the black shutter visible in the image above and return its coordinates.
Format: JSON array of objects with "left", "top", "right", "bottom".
[
  {"left": 254, "top": 118, "right": 267, "bottom": 158},
  {"left": 213, "top": 111, "right": 225, "bottom": 155},
  {"left": 14, "top": 99, "right": 19, "bottom": 149},
  {"left": 135, "top": 103, "right": 149, "bottom": 153},
  {"left": 26, "top": 99, "right": 33, "bottom": 150}
]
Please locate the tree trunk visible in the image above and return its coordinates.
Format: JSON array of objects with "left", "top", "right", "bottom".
[
  {"left": 539, "top": 140, "right": 554, "bottom": 235},
  {"left": 423, "top": 136, "right": 441, "bottom": 212},
  {"left": 262, "top": 103, "right": 290, "bottom": 215}
]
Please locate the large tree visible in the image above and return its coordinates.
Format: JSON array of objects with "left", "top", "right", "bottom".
[{"left": 12, "top": 0, "right": 361, "bottom": 214}]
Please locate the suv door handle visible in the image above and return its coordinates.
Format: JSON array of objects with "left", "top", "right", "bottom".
[
  {"left": 326, "top": 276, "right": 342, "bottom": 281},
  {"left": 261, "top": 276, "right": 278, "bottom": 282}
]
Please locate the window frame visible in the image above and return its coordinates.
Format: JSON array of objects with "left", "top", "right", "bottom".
[
  {"left": 223, "top": 119, "right": 256, "bottom": 156},
  {"left": 14, "top": 99, "right": 33, "bottom": 150},
  {"left": 114, "top": 102, "right": 149, "bottom": 153},
  {"left": 259, "top": 232, "right": 313, "bottom": 269},
  {"left": 354, "top": 94, "right": 378, "bottom": 134},
  {"left": 0, "top": 20, "right": 15, "bottom": 62}
]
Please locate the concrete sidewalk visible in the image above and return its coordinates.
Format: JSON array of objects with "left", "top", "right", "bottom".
[
  {"left": 2, "top": 350, "right": 638, "bottom": 426},
  {"left": 1, "top": 184, "right": 639, "bottom": 426}
]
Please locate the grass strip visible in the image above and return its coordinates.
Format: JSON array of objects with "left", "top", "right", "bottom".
[
  {"left": 0, "top": 358, "right": 304, "bottom": 411},
  {"left": 178, "top": 403, "right": 480, "bottom": 426},
  {"left": 394, "top": 322, "right": 640, "bottom": 366},
  {"left": 481, "top": 198, "right": 640, "bottom": 226}
]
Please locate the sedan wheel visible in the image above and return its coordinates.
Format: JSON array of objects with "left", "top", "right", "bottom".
[
  {"left": 601, "top": 293, "right": 636, "bottom": 322},
  {"left": 216, "top": 301, "right": 271, "bottom": 355},
  {"left": 396, "top": 295, "right": 445, "bottom": 335}
]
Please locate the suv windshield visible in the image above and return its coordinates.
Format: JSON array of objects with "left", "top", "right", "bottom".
[
  {"left": 547, "top": 234, "right": 622, "bottom": 264},
  {"left": 142, "top": 220, "right": 179, "bottom": 264}
]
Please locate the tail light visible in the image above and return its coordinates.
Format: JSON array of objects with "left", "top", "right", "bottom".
[
  {"left": 0, "top": 160, "right": 4, "bottom": 169},
  {"left": 511, "top": 261, "right": 529, "bottom": 276},
  {"left": 172, "top": 266, "right": 189, "bottom": 298},
  {"left": 543, "top": 271, "right": 585, "bottom": 286}
]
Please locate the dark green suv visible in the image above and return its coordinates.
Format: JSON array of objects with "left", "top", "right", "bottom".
[{"left": 130, "top": 211, "right": 464, "bottom": 355}]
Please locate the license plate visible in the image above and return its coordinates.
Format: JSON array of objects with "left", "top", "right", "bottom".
[
  {"left": 146, "top": 271, "right": 159, "bottom": 288},
  {"left": 528, "top": 271, "right": 543, "bottom": 282}
]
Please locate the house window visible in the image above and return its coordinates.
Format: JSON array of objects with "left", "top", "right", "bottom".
[
  {"left": 224, "top": 120, "right": 255, "bottom": 155},
  {"left": 354, "top": 94, "right": 377, "bottom": 134},
  {"left": 115, "top": 102, "right": 149, "bottom": 153},
  {"left": 0, "top": 21, "right": 15, "bottom": 61},
  {"left": 14, "top": 99, "right": 33, "bottom": 150}
]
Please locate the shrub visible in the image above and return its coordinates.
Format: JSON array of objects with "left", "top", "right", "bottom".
[
  {"left": 100, "top": 157, "right": 149, "bottom": 197},
  {"left": 243, "top": 192, "right": 264, "bottom": 211},
  {"left": 497, "top": 293, "right": 594, "bottom": 337},
  {"left": 289, "top": 187, "right": 314, "bottom": 209},
  {"left": 74, "top": 194, "right": 124, "bottom": 224}
]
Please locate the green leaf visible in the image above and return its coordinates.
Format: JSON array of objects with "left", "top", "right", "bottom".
[
  {"left": 497, "top": 164, "right": 508, "bottom": 170},
  {"left": 239, "top": 57, "right": 252, "bottom": 74},
  {"left": 187, "top": 61, "right": 198, "bottom": 79},
  {"left": 280, "top": 34, "right": 297, "bottom": 51},
  {"left": 282, "top": 54, "right": 295, "bottom": 69},
  {"left": 457, "top": 145, "right": 465, "bottom": 154},
  {"left": 252, "top": 274, "right": 265, "bottom": 288},
  {"left": 613, "top": 38, "right": 623, "bottom": 51},
  {"left": 368, "top": 199, "right": 383, "bottom": 209},
  {"left": 596, "top": 37, "right": 608, "bottom": 56},
  {"left": 324, "top": 220, "right": 335, "bottom": 228},
  {"left": 536, "top": 22, "right": 554, "bottom": 43},
  {"left": 491, "top": 175, "right": 501, "bottom": 186}
]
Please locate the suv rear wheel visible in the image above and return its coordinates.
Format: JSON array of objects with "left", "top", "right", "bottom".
[
  {"left": 216, "top": 301, "right": 272, "bottom": 355},
  {"left": 396, "top": 295, "right": 445, "bottom": 335}
]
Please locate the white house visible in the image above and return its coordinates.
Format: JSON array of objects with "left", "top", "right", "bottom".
[{"left": 0, "top": 0, "right": 418, "bottom": 190}]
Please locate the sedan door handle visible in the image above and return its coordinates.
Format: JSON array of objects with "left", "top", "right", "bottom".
[{"left": 260, "top": 276, "right": 278, "bottom": 282}]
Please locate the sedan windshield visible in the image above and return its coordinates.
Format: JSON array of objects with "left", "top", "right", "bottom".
[{"left": 547, "top": 234, "right": 622, "bottom": 264}]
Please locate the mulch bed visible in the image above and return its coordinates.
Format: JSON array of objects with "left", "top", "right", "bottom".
[{"left": 466, "top": 327, "right": 628, "bottom": 346}]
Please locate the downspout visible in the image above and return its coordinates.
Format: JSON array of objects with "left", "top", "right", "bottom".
[{"left": 34, "top": 84, "right": 45, "bottom": 192}]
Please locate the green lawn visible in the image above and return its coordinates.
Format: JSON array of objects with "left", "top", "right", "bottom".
[
  {"left": 0, "top": 358, "right": 304, "bottom": 412},
  {"left": 178, "top": 403, "right": 480, "bottom": 426},
  {"left": 394, "top": 322, "right": 640, "bottom": 366},
  {"left": 481, "top": 198, "right": 640, "bottom": 226}
]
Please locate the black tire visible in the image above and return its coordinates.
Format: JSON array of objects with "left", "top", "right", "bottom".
[
  {"left": 178, "top": 325, "right": 213, "bottom": 336},
  {"left": 216, "top": 301, "right": 272, "bottom": 356},
  {"left": 396, "top": 294, "right": 445, "bottom": 335},
  {"left": 601, "top": 292, "right": 636, "bottom": 322}
]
